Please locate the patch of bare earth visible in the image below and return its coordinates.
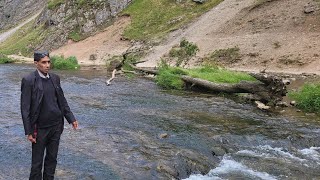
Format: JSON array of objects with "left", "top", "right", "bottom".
[
  {"left": 138, "top": 0, "right": 320, "bottom": 75},
  {"left": 51, "top": 16, "right": 131, "bottom": 66}
]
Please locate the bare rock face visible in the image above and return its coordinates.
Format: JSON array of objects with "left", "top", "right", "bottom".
[
  {"left": 36, "top": 0, "right": 132, "bottom": 51},
  {"left": 0, "top": 0, "right": 45, "bottom": 30}
]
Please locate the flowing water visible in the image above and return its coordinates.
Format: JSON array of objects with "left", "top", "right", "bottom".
[{"left": 0, "top": 64, "right": 320, "bottom": 180}]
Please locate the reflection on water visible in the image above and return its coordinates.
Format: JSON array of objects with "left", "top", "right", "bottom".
[{"left": 0, "top": 64, "right": 320, "bottom": 179}]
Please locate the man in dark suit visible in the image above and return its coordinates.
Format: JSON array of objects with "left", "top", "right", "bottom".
[{"left": 21, "top": 50, "right": 79, "bottom": 180}]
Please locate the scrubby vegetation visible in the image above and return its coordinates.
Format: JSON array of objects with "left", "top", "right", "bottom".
[
  {"left": 169, "top": 39, "right": 199, "bottom": 67},
  {"left": 0, "top": 54, "right": 14, "bottom": 64},
  {"left": 68, "top": 27, "right": 82, "bottom": 42},
  {"left": 50, "top": 55, "right": 80, "bottom": 70},
  {"left": 209, "top": 47, "right": 241, "bottom": 64},
  {"left": 289, "top": 83, "right": 320, "bottom": 113},
  {"left": 48, "top": 0, "right": 65, "bottom": 10},
  {"left": 122, "top": 0, "right": 223, "bottom": 40}
]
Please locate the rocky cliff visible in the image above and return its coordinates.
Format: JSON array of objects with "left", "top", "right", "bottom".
[
  {"left": 0, "top": 0, "right": 45, "bottom": 30},
  {"left": 36, "top": 0, "right": 132, "bottom": 51}
]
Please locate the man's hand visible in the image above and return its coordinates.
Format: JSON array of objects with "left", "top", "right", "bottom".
[
  {"left": 72, "top": 120, "right": 78, "bottom": 130},
  {"left": 27, "top": 135, "right": 36, "bottom": 143}
]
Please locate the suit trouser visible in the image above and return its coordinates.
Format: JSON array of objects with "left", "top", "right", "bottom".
[{"left": 30, "top": 123, "right": 63, "bottom": 180}]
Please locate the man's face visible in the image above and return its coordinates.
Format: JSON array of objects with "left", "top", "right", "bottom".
[{"left": 35, "top": 56, "right": 50, "bottom": 74}]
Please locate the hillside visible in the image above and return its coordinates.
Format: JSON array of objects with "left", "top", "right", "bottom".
[
  {"left": 137, "top": 0, "right": 320, "bottom": 75},
  {"left": 51, "top": 0, "right": 320, "bottom": 75},
  {"left": 1, "top": 0, "right": 319, "bottom": 75}
]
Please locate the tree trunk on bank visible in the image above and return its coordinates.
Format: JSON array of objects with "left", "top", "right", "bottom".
[
  {"left": 126, "top": 65, "right": 287, "bottom": 105},
  {"left": 181, "top": 74, "right": 287, "bottom": 105}
]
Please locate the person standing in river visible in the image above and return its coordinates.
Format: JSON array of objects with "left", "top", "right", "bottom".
[{"left": 20, "top": 50, "right": 79, "bottom": 180}]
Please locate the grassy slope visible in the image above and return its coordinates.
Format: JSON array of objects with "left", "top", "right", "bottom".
[
  {"left": 122, "top": 0, "right": 223, "bottom": 40},
  {"left": 0, "top": 20, "right": 48, "bottom": 56}
]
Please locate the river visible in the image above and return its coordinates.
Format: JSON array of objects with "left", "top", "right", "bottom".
[{"left": 0, "top": 64, "right": 320, "bottom": 180}]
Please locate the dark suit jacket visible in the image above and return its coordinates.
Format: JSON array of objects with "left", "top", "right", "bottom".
[{"left": 21, "top": 70, "right": 76, "bottom": 135}]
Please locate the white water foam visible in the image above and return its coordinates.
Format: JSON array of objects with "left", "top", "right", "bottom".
[
  {"left": 237, "top": 145, "right": 305, "bottom": 162},
  {"left": 184, "top": 156, "right": 277, "bottom": 180},
  {"left": 299, "top": 147, "right": 320, "bottom": 163}
]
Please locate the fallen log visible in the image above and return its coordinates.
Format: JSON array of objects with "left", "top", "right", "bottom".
[
  {"left": 128, "top": 65, "right": 287, "bottom": 105},
  {"left": 181, "top": 75, "right": 286, "bottom": 104},
  {"left": 128, "top": 64, "right": 159, "bottom": 75}
]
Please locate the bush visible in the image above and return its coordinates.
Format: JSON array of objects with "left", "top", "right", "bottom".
[
  {"left": 289, "top": 84, "right": 320, "bottom": 113},
  {"left": 0, "top": 54, "right": 14, "bottom": 64},
  {"left": 68, "top": 31, "right": 81, "bottom": 42},
  {"left": 51, "top": 55, "right": 80, "bottom": 70},
  {"left": 155, "top": 61, "right": 187, "bottom": 90},
  {"left": 169, "top": 39, "right": 199, "bottom": 67}
]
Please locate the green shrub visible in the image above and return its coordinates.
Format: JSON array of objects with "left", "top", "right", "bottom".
[
  {"left": 48, "top": 0, "right": 65, "bottom": 10},
  {"left": 0, "top": 54, "right": 14, "bottom": 64},
  {"left": 289, "top": 84, "right": 320, "bottom": 113},
  {"left": 51, "top": 55, "right": 80, "bottom": 70},
  {"left": 169, "top": 39, "right": 199, "bottom": 67},
  {"left": 155, "top": 61, "right": 187, "bottom": 90},
  {"left": 68, "top": 30, "right": 82, "bottom": 42}
]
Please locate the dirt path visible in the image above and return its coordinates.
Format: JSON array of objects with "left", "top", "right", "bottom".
[{"left": 0, "top": 12, "right": 41, "bottom": 43}]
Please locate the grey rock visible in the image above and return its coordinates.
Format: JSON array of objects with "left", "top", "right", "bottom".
[
  {"left": 211, "top": 146, "right": 226, "bottom": 156},
  {"left": 159, "top": 133, "right": 169, "bottom": 139},
  {"left": 304, "top": 2, "right": 319, "bottom": 14},
  {"left": 95, "top": 9, "right": 111, "bottom": 25},
  {"left": 276, "top": 101, "right": 289, "bottom": 107}
]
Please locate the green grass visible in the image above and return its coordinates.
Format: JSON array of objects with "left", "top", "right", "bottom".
[
  {"left": 186, "top": 66, "right": 256, "bottom": 84},
  {"left": 68, "top": 28, "right": 82, "bottom": 42},
  {"left": 51, "top": 55, "right": 80, "bottom": 70},
  {"left": 156, "top": 62, "right": 256, "bottom": 90},
  {"left": 0, "top": 20, "right": 48, "bottom": 57},
  {"left": 48, "top": 0, "right": 65, "bottom": 10},
  {"left": 122, "top": 0, "right": 223, "bottom": 40},
  {"left": 0, "top": 54, "right": 15, "bottom": 64},
  {"left": 156, "top": 64, "right": 188, "bottom": 90},
  {"left": 288, "top": 84, "right": 320, "bottom": 113}
]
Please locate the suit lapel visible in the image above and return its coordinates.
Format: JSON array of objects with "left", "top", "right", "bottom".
[{"left": 34, "top": 71, "right": 44, "bottom": 104}]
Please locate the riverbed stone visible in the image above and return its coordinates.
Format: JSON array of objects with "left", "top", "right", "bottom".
[
  {"left": 211, "top": 146, "right": 226, "bottom": 156},
  {"left": 159, "top": 133, "right": 169, "bottom": 139},
  {"left": 290, "top": 101, "right": 296, "bottom": 106}
]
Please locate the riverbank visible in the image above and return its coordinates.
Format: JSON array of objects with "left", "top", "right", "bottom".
[{"left": 1, "top": 64, "right": 320, "bottom": 179}]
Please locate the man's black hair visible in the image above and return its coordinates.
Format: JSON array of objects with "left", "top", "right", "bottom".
[{"left": 34, "top": 50, "right": 49, "bottom": 61}]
